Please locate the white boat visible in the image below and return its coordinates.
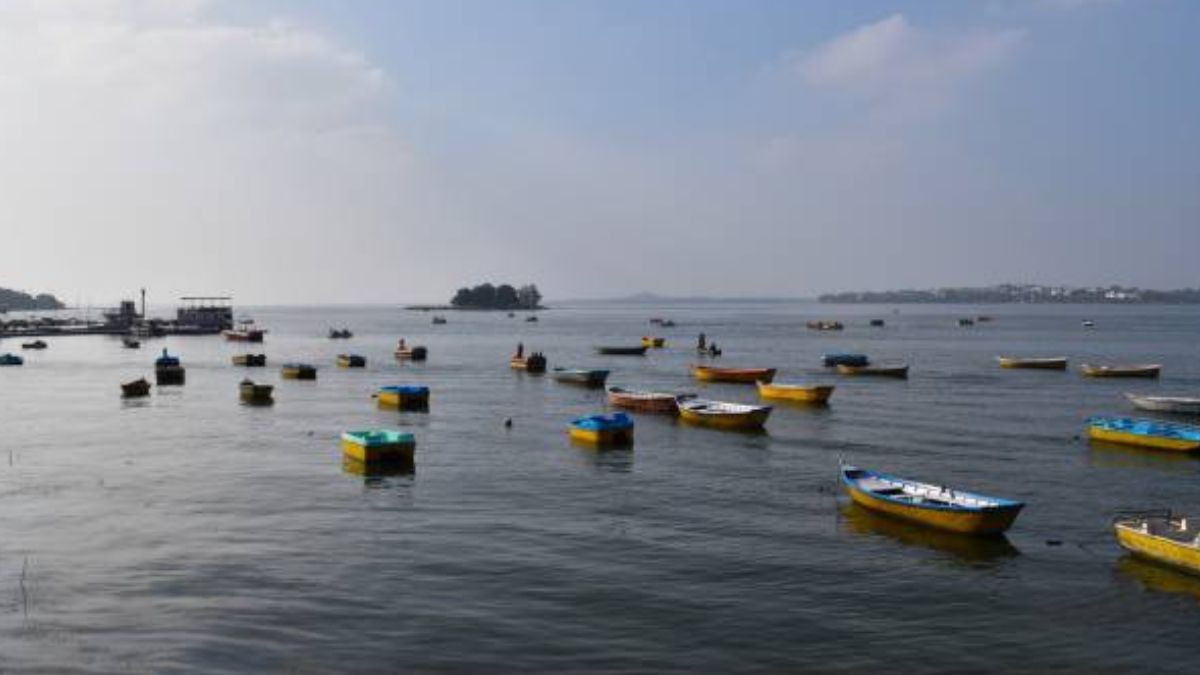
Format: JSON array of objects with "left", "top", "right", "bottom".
[{"left": 1126, "top": 393, "right": 1200, "bottom": 415}]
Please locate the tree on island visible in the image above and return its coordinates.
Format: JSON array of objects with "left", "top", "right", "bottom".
[{"left": 451, "top": 283, "right": 542, "bottom": 309}]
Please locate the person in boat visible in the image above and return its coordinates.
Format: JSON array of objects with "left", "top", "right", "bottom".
[
  {"left": 516, "top": 342, "right": 524, "bottom": 359},
  {"left": 697, "top": 333, "right": 706, "bottom": 350},
  {"left": 709, "top": 343, "right": 721, "bottom": 357},
  {"left": 398, "top": 338, "right": 406, "bottom": 351}
]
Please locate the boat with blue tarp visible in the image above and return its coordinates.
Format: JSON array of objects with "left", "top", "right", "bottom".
[
  {"left": 569, "top": 412, "right": 634, "bottom": 446},
  {"left": 1087, "top": 416, "right": 1200, "bottom": 452}
]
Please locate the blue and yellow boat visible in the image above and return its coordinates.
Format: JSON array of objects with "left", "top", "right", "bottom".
[
  {"left": 1087, "top": 416, "right": 1200, "bottom": 453},
  {"left": 341, "top": 429, "right": 415, "bottom": 464},
  {"left": 569, "top": 412, "right": 634, "bottom": 446},
  {"left": 376, "top": 385, "right": 430, "bottom": 411},
  {"left": 1115, "top": 511, "right": 1200, "bottom": 577},
  {"left": 840, "top": 465, "right": 1024, "bottom": 536}
]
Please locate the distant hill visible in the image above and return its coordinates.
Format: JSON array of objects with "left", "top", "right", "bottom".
[
  {"left": 819, "top": 284, "right": 1200, "bottom": 304},
  {"left": 0, "top": 287, "right": 64, "bottom": 311}
]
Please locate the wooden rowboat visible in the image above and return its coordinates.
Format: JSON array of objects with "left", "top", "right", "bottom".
[
  {"left": 232, "top": 354, "right": 266, "bottom": 367},
  {"left": 596, "top": 345, "right": 648, "bottom": 356},
  {"left": 606, "top": 387, "right": 681, "bottom": 414},
  {"left": 395, "top": 346, "right": 428, "bottom": 361},
  {"left": 1125, "top": 393, "right": 1200, "bottom": 415},
  {"left": 569, "top": 412, "right": 634, "bottom": 446},
  {"left": 121, "top": 378, "right": 151, "bottom": 398},
  {"left": 840, "top": 465, "right": 1024, "bottom": 536},
  {"left": 282, "top": 363, "right": 317, "bottom": 380},
  {"left": 341, "top": 429, "right": 415, "bottom": 464},
  {"left": 376, "top": 385, "right": 430, "bottom": 411},
  {"left": 1114, "top": 511, "right": 1200, "bottom": 577},
  {"left": 510, "top": 353, "right": 547, "bottom": 373},
  {"left": 806, "top": 320, "right": 844, "bottom": 331},
  {"left": 836, "top": 363, "right": 909, "bottom": 379},
  {"left": 690, "top": 365, "right": 776, "bottom": 384},
  {"left": 1087, "top": 416, "right": 1200, "bottom": 452},
  {"left": 552, "top": 368, "right": 609, "bottom": 388},
  {"left": 641, "top": 336, "right": 666, "bottom": 348},
  {"left": 756, "top": 382, "right": 834, "bottom": 404},
  {"left": 996, "top": 356, "right": 1068, "bottom": 370},
  {"left": 337, "top": 354, "right": 366, "bottom": 368},
  {"left": 238, "top": 379, "right": 274, "bottom": 405},
  {"left": 1081, "top": 363, "right": 1161, "bottom": 378},
  {"left": 676, "top": 398, "right": 771, "bottom": 430}
]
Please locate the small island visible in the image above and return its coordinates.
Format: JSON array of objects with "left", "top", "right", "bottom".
[
  {"left": 0, "top": 287, "right": 65, "bottom": 311},
  {"left": 819, "top": 283, "right": 1200, "bottom": 304},
  {"left": 407, "top": 283, "right": 544, "bottom": 311}
]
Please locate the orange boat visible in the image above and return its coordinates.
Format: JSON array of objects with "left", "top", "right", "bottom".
[
  {"left": 690, "top": 365, "right": 776, "bottom": 384},
  {"left": 606, "top": 387, "right": 681, "bottom": 414}
]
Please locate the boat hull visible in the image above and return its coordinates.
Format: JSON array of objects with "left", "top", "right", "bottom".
[
  {"left": 377, "top": 387, "right": 430, "bottom": 411},
  {"left": 510, "top": 356, "right": 547, "bottom": 373},
  {"left": 596, "top": 346, "right": 648, "bottom": 356},
  {"left": 341, "top": 437, "right": 415, "bottom": 464},
  {"left": 836, "top": 364, "right": 908, "bottom": 378},
  {"left": 155, "top": 366, "right": 185, "bottom": 386},
  {"left": 641, "top": 337, "right": 666, "bottom": 348},
  {"left": 997, "top": 357, "right": 1068, "bottom": 370},
  {"left": 691, "top": 366, "right": 776, "bottom": 384},
  {"left": 239, "top": 383, "right": 274, "bottom": 405},
  {"left": 678, "top": 406, "right": 771, "bottom": 430},
  {"left": 282, "top": 366, "right": 317, "bottom": 380},
  {"left": 606, "top": 388, "right": 679, "bottom": 414},
  {"left": 1088, "top": 426, "right": 1200, "bottom": 452},
  {"left": 756, "top": 382, "right": 834, "bottom": 404},
  {"left": 553, "top": 370, "right": 609, "bottom": 388},
  {"left": 568, "top": 426, "right": 634, "bottom": 446},
  {"left": 1081, "top": 364, "right": 1161, "bottom": 378},
  {"left": 841, "top": 471, "right": 1022, "bottom": 536},
  {"left": 1116, "top": 522, "right": 1200, "bottom": 576},
  {"left": 1126, "top": 393, "right": 1200, "bottom": 415},
  {"left": 337, "top": 355, "right": 366, "bottom": 368}
]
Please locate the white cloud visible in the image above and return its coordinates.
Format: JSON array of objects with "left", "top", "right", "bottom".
[
  {"left": 796, "top": 14, "right": 1024, "bottom": 118},
  {"left": 0, "top": 0, "right": 441, "bottom": 304}
]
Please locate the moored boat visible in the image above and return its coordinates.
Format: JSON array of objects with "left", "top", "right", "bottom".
[
  {"left": 122, "top": 337, "right": 141, "bottom": 349},
  {"left": 1087, "top": 416, "right": 1200, "bottom": 452},
  {"left": 223, "top": 319, "right": 265, "bottom": 342},
  {"left": 869, "top": 319, "right": 885, "bottom": 327},
  {"left": 21, "top": 340, "right": 47, "bottom": 350},
  {"left": 337, "top": 354, "right": 366, "bottom": 368},
  {"left": 606, "top": 387, "right": 681, "bottom": 414},
  {"left": 0, "top": 354, "right": 24, "bottom": 366},
  {"left": 154, "top": 349, "right": 185, "bottom": 385},
  {"left": 756, "top": 381, "right": 834, "bottom": 404},
  {"left": 641, "top": 336, "right": 666, "bottom": 348},
  {"left": 510, "top": 352, "right": 547, "bottom": 373},
  {"left": 341, "top": 429, "right": 415, "bottom": 464},
  {"left": 836, "top": 363, "right": 909, "bottom": 379},
  {"left": 1114, "top": 511, "right": 1200, "bottom": 576},
  {"left": 806, "top": 320, "right": 844, "bottom": 331},
  {"left": 1081, "top": 363, "right": 1161, "bottom": 378},
  {"left": 596, "top": 345, "right": 648, "bottom": 356},
  {"left": 958, "top": 318, "right": 975, "bottom": 327},
  {"left": 432, "top": 316, "right": 448, "bottom": 325},
  {"left": 328, "top": 328, "right": 353, "bottom": 339},
  {"left": 121, "top": 377, "right": 151, "bottom": 398},
  {"left": 822, "top": 353, "right": 869, "bottom": 368},
  {"left": 1125, "top": 393, "right": 1200, "bottom": 415},
  {"left": 569, "top": 412, "right": 634, "bottom": 446},
  {"left": 281, "top": 363, "right": 317, "bottom": 380},
  {"left": 376, "top": 385, "right": 430, "bottom": 411},
  {"left": 552, "top": 368, "right": 609, "bottom": 388},
  {"left": 840, "top": 465, "right": 1023, "bottom": 536},
  {"left": 394, "top": 343, "right": 428, "bottom": 361},
  {"left": 232, "top": 354, "right": 267, "bottom": 367},
  {"left": 238, "top": 379, "right": 274, "bottom": 405},
  {"left": 690, "top": 365, "right": 776, "bottom": 384},
  {"left": 677, "top": 398, "right": 771, "bottom": 430},
  {"left": 996, "top": 356, "right": 1068, "bottom": 370}
]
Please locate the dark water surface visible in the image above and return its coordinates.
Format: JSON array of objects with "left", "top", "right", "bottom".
[{"left": 2, "top": 302, "right": 1199, "bottom": 673}]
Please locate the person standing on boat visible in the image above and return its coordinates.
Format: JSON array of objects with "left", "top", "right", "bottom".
[
  {"left": 516, "top": 342, "right": 524, "bottom": 358},
  {"left": 697, "top": 333, "right": 706, "bottom": 351}
]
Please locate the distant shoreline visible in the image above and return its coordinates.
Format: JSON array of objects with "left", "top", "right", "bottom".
[
  {"left": 819, "top": 284, "right": 1200, "bottom": 305},
  {"left": 404, "top": 305, "right": 546, "bottom": 311}
]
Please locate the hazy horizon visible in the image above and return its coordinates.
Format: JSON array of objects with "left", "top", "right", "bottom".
[{"left": 1, "top": 0, "right": 1197, "bottom": 305}]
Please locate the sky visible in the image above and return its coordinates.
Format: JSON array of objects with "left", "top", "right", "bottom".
[{"left": 0, "top": 0, "right": 1197, "bottom": 305}]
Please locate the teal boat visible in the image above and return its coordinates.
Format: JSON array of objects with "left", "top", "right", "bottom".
[
  {"left": 0, "top": 353, "right": 24, "bottom": 366},
  {"left": 341, "top": 429, "right": 416, "bottom": 463}
]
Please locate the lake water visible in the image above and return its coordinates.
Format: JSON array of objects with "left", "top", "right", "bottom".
[{"left": 2, "top": 302, "right": 1199, "bottom": 673}]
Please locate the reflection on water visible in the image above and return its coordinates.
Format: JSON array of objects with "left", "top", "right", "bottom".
[
  {"left": 569, "top": 440, "right": 634, "bottom": 473},
  {"left": 1117, "top": 555, "right": 1200, "bottom": 603},
  {"left": 1087, "top": 440, "right": 1200, "bottom": 473},
  {"left": 839, "top": 503, "right": 1020, "bottom": 567}
]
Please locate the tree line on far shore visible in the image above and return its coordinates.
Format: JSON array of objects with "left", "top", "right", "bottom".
[
  {"left": 0, "top": 287, "right": 64, "bottom": 311},
  {"left": 450, "top": 283, "right": 543, "bottom": 310}
]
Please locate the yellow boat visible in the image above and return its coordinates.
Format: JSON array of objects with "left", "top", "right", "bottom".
[
  {"left": 1115, "top": 511, "right": 1200, "bottom": 576},
  {"left": 1087, "top": 416, "right": 1200, "bottom": 452},
  {"left": 1080, "top": 363, "right": 1161, "bottom": 378},
  {"left": 281, "top": 363, "right": 317, "bottom": 380},
  {"left": 996, "top": 356, "right": 1068, "bottom": 370},
  {"left": 337, "top": 354, "right": 366, "bottom": 368},
  {"left": 676, "top": 398, "right": 771, "bottom": 430},
  {"left": 568, "top": 412, "right": 634, "bottom": 446},
  {"left": 341, "top": 429, "right": 415, "bottom": 464},
  {"left": 756, "top": 381, "right": 834, "bottom": 404},
  {"left": 376, "top": 385, "right": 430, "bottom": 411},
  {"left": 641, "top": 336, "right": 666, "bottom": 348},
  {"left": 690, "top": 365, "right": 776, "bottom": 384},
  {"left": 840, "top": 465, "right": 1024, "bottom": 536}
]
